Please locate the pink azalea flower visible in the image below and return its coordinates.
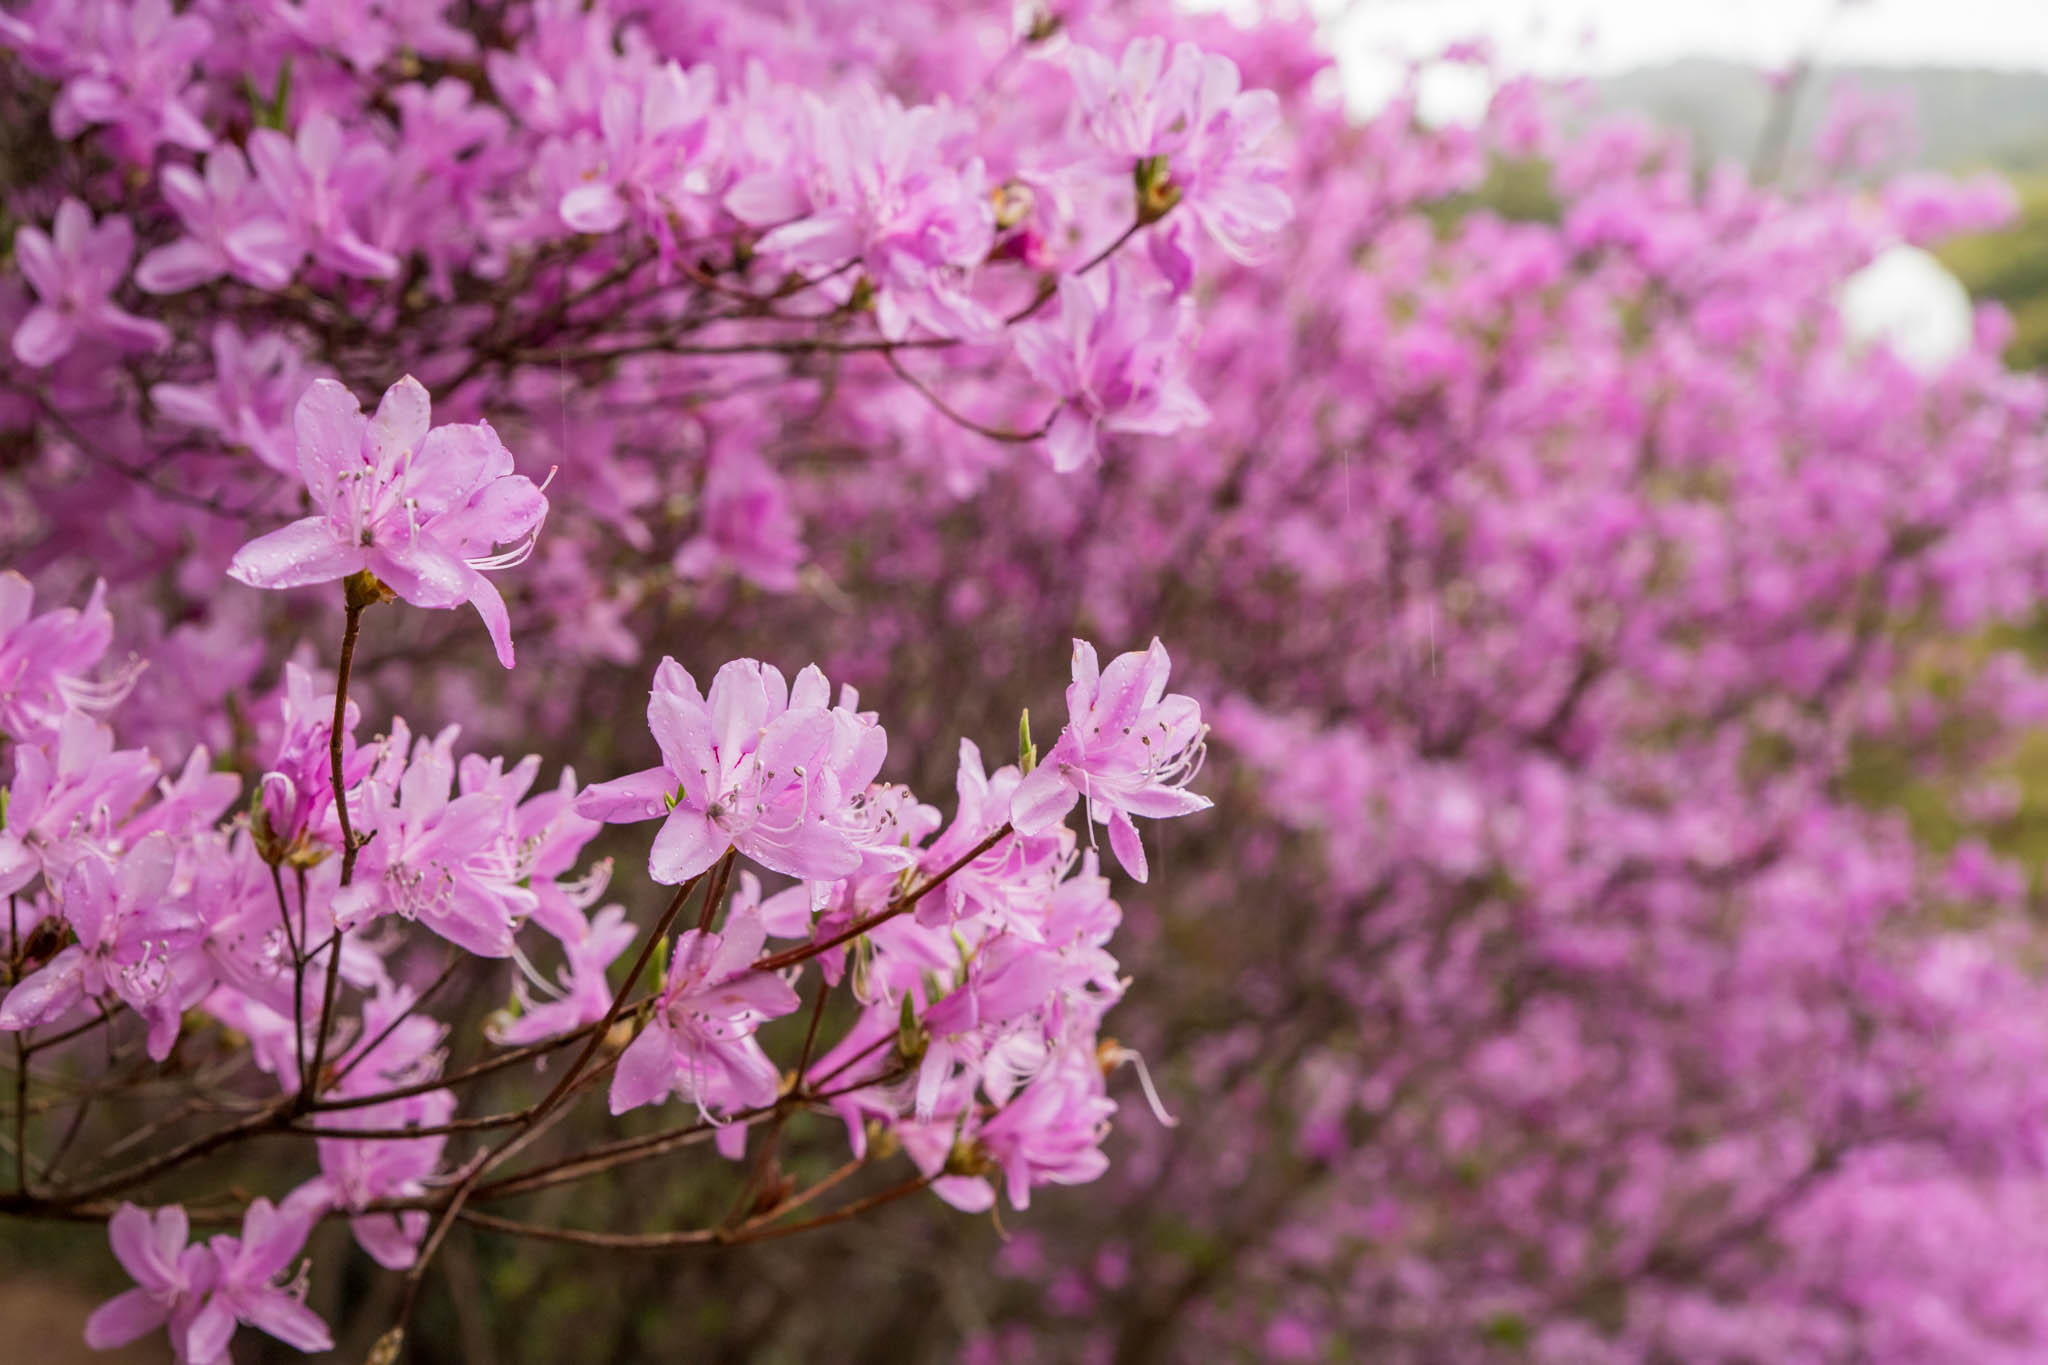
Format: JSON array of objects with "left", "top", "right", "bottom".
[
  {"left": 915, "top": 935, "right": 1065, "bottom": 1119},
  {"left": 294, "top": 1080, "right": 451, "bottom": 1269},
  {"left": 0, "top": 833, "right": 203, "bottom": 1060},
  {"left": 331, "top": 722, "right": 538, "bottom": 957},
  {"left": 0, "top": 713, "right": 160, "bottom": 896},
  {"left": 137, "top": 148, "right": 298, "bottom": 294},
  {"left": 727, "top": 88, "right": 996, "bottom": 340},
  {"left": 149, "top": 324, "right": 320, "bottom": 474},
  {"left": 46, "top": 0, "right": 213, "bottom": 160},
  {"left": 84, "top": 1203, "right": 215, "bottom": 1354},
  {"left": 575, "top": 657, "right": 887, "bottom": 884},
  {"left": 559, "top": 60, "right": 720, "bottom": 246},
  {"left": 250, "top": 662, "right": 366, "bottom": 858},
  {"left": 1068, "top": 37, "right": 1293, "bottom": 263},
  {"left": 245, "top": 112, "right": 399, "bottom": 280},
  {"left": 226, "top": 376, "right": 549, "bottom": 668},
  {"left": 916, "top": 739, "right": 1072, "bottom": 936},
  {"left": 609, "top": 907, "right": 801, "bottom": 1117},
  {"left": 0, "top": 571, "right": 135, "bottom": 746},
  {"left": 1011, "top": 638, "right": 1211, "bottom": 882},
  {"left": 975, "top": 1055, "right": 1116, "bottom": 1210},
  {"left": 11, "top": 198, "right": 170, "bottom": 367},
  {"left": 187, "top": 1199, "right": 333, "bottom": 1360},
  {"left": 1013, "top": 265, "right": 1210, "bottom": 473}
]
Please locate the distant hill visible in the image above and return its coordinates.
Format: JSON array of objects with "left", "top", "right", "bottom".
[{"left": 1592, "top": 60, "right": 2048, "bottom": 174}]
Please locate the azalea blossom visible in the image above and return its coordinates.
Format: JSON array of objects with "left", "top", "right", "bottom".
[
  {"left": 1068, "top": 36, "right": 1293, "bottom": 263},
  {"left": 44, "top": 0, "right": 213, "bottom": 159},
  {"left": 0, "top": 833, "right": 203, "bottom": 1059},
  {"left": 10, "top": 198, "right": 170, "bottom": 366},
  {"left": 0, "top": 571, "right": 134, "bottom": 746},
  {"left": 609, "top": 907, "right": 801, "bottom": 1117},
  {"left": 331, "top": 722, "right": 538, "bottom": 956},
  {"left": 575, "top": 657, "right": 887, "bottom": 883},
  {"left": 188, "top": 1199, "right": 332, "bottom": 1360},
  {"left": 136, "top": 148, "right": 298, "bottom": 293},
  {"left": 226, "top": 376, "right": 549, "bottom": 667},
  {"left": 1013, "top": 265, "right": 1210, "bottom": 472},
  {"left": 1011, "top": 638, "right": 1211, "bottom": 881},
  {"left": 245, "top": 111, "right": 398, "bottom": 279},
  {"left": 83, "top": 1204, "right": 215, "bottom": 1355}
]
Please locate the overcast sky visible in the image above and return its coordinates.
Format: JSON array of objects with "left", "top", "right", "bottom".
[
  {"left": 1314, "top": 0, "right": 2048, "bottom": 119},
  {"left": 1324, "top": 0, "right": 2048, "bottom": 77}
]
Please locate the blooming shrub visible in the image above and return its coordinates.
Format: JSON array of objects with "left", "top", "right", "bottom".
[
  {"left": 0, "top": 1, "right": 1256, "bottom": 1357},
  {"left": 8, "top": 3, "right": 2048, "bottom": 1363}
]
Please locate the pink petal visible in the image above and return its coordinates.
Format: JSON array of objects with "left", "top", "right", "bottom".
[
  {"left": 367, "top": 375, "right": 432, "bottom": 470},
  {"left": 352, "top": 1210, "right": 425, "bottom": 1270},
  {"left": 647, "top": 688, "right": 717, "bottom": 798},
  {"left": 372, "top": 535, "right": 471, "bottom": 609},
  {"left": 136, "top": 238, "right": 225, "bottom": 294},
  {"left": 1107, "top": 808, "right": 1148, "bottom": 883},
  {"left": 0, "top": 947, "right": 86, "bottom": 1031},
  {"left": 12, "top": 226, "right": 61, "bottom": 297},
  {"left": 292, "top": 379, "right": 367, "bottom": 493},
  {"left": 560, "top": 183, "right": 627, "bottom": 234},
  {"left": 242, "top": 1290, "right": 334, "bottom": 1352},
  {"left": 725, "top": 171, "right": 807, "bottom": 226},
  {"left": 83, "top": 1289, "right": 167, "bottom": 1349},
  {"left": 649, "top": 808, "right": 726, "bottom": 884},
  {"left": 465, "top": 573, "right": 517, "bottom": 669},
  {"left": 1009, "top": 762, "right": 1078, "bottom": 834},
  {"left": 227, "top": 517, "right": 362, "bottom": 591},
  {"left": 609, "top": 1021, "right": 675, "bottom": 1114},
  {"left": 11, "top": 307, "right": 75, "bottom": 367},
  {"left": 184, "top": 1295, "right": 236, "bottom": 1363},
  {"left": 574, "top": 767, "right": 674, "bottom": 823}
]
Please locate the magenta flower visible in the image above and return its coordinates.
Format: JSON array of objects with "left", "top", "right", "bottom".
[
  {"left": 975, "top": 1055, "right": 1116, "bottom": 1210},
  {"left": 296, "top": 1092, "right": 450, "bottom": 1269},
  {"left": 226, "top": 376, "right": 549, "bottom": 667},
  {"left": 286, "top": 986, "right": 454, "bottom": 1269},
  {"left": 187, "top": 1199, "right": 332, "bottom": 1360},
  {"left": 331, "top": 722, "right": 538, "bottom": 957},
  {"left": 0, "top": 714, "right": 160, "bottom": 897},
  {"left": 559, "top": 60, "right": 719, "bottom": 242},
  {"left": 11, "top": 198, "right": 170, "bottom": 367},
  {"left": 84, "top": 1203, "right": 215, "bottom": 1355},
  {"left": 250, "top": 662, "right": 366, "bottom": 858},
  {"left": 1068, "top": 37, "right": 1292, "bottom": 262},
  {"left": 917, "top": 739, "right": 1071, "bottom": 935},
  {"left": 916, "top": 935, "right": 1064, "bottom": 1119},
  {"left": 575, "top": 657, "right": 888, "bottom": 884},
  {"left": 609, "top": 909, "right": 801, "bottom": 1117},
  {"left": 0, "top": 834, "right": 202, "bottom": 1060},
  {"left": 1013, "top": 266, "right": 1210, "bottom": 473},
  {"left": 727, "top": 89, "right": 996, "bottom": 340},
  {"left": 150, "top": 324, "right": 320, "bottom": 475},
  {"left": 246, "top": 112, "right": 399, "bottom": 280},
  {"left": 47, "top": 0, "right": 213, "bottom": 159},
  {"left": 0, "top": 571, "right": 133, "bottom": 746},
  {"left": 1011, "top": 639, "right": 1211, "bottom": 883},
  {"left": 137, "top": 147, "right": 297, "bottom": 294}
]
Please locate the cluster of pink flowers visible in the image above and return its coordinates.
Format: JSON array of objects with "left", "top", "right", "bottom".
[
  {"left": 0, "top": 360, "right": 1208, "bottom": 1358},
  {"left": 3, "top": 0, "right": 1288, "bottom": 659},
  {"left": 0, "top": 7, "right": 1275, "bottom": 1341},
  {"left": 12, "top": 0, "right": 2048, "bottom": 1362}
]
